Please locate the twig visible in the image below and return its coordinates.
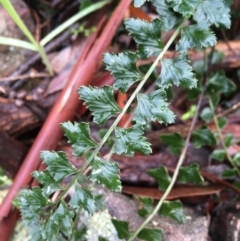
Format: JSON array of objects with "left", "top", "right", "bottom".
[
  {"left": 216, "top": 101, "right": 240, "bottom": 119},
  {"left": 0, "top": 72, "right": 50, "bottom": 82}
]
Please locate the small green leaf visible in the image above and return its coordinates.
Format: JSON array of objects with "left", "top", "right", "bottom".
[
  {"left": 134, "top": 0, "right": 147, "bottom": 7},
  {"left": 211, "top": 149, "right": 226, "bottom": 161},
  {"left": 233, "top": 153, "right": 240, "bottom": 165},
  {"left": 147, "top": 166, "right": 171, "bottom": 190},
  {"left": 98, "top": 237, "right": 107, "bottom": 241},
  {"left": 224, "top": 133, "right": 233, "bottom": 147},
  {"left": 211, "top": 50, "right": 225, "bottom": 64},
  {"left": 80, "top": 0, "right": 92, "bottom": 10},
  {"left": 42, "top": 218, "right": 58, "bottom": 241},
  {"left": 53, "top": 202, "right": 74, "bottom": 237},
  {"left": 152, "top": 0, "right": 183, "bottom": 30},
  {"left": 177, "top": 23, "right": 216, "bottom": 53},
  {"left": 137, "top": 197, "right": 154, "bottom": 217},
  {"left": 125, "top": 18, "right": 164, "bottom": 59},
  {"left": 179, "top": 163, "right": 204, "bottom": 184},
  {"left": 160, "top": 133, "right": 184, "bottom": 155},
  {"left": 137, "top": 228, "right": 163, "bottom": 241},
  {"left": 134, "top": 89, "right": 175, "bottom": 125},
  {"left": 222, "top": 168, "right": 237, "bottom": 178},
  {"left": 19, "top": 187, "right": 48, "bottom": 240},
  {"left": 159, "top": 200, "right": 185, "bottom": 224},
  {"left": 233, "top": 181, "right": 240, "bottom": 189},
  {"left": 32, "top": 170, "right": 63, "bottom": 197},
  {"left": 28, "top": 222, "right": 43, "bottom": 241},
  {"left": 192, "top": 127, "right": 216, "bottom": 148},
  {"left": 41, "top": 151, "right": 77, "bottom": 182},
  {"left": 104, "top": 52, "right": 142, "bottom": 93},
  {"left": 186, "top": 85, "right": 202, "bottom": 100},
  {"left": 158, "top": 55, "right": 197, "bottom": 89},
  {"left": 94, "top": 194, "right": 105, "bottom": 211},
  {"left": 69, "top": 183, "right": 95, "bottom": 214},
  {"left": 194, "top": 0, "right": 231, "bottom": 28},
  {"left": 200, "top": 107, "right": 213, "bottom": 123},
  {"left": 114, "top": 125, "right": 152, "bottom": 155},
  {"left": 90, "top": 156, "right": 122, "bottom": 192},
  {"left": 19, "top": 187, "right": 48, "bottom": 214},
  {"left": 78, "top": 86, "right": 121, "bottom": 125},
  {"left": 111, "top": 219, "right": 130, "bottom": 239},
  {"left": 218, "top": 116, "right": 227, "bottom": 129},
  {"left": 43, "top": 201, "right": 74, "bottom": 239},
  {"left": 206, "top": 71, "right": 236, "bottom": 95},
  {"left": 61, "top": 122, "right": 97, "bottom": 157},
  {"left": 73, "top": 227, "right": 87, "bottom": 241},
  {"left": 210, "top": 93, "right": 220, "bottom": 107},
  {"left": 181, "top": 105, "right": 196, "bottom": 120},
  {"left": 167, "top": 0, "right": 199, "bottom": 17}
]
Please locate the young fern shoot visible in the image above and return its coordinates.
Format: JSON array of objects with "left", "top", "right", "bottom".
[{"left": 18, "top": 0, "right": 231, "bottom": 240}]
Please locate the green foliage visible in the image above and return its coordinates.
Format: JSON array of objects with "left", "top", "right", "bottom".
[
  {"left": 233, "top": 153, "right": 240, "bottom": 166},
  {"left": 158, "top": 54, "right": 197, "bottom": 89},
  {"left": 200, "top": 107, "right": 213, "bottom": 123},
  {"left": 192, "top": 127, "right": 216, "bottom": 148},
  {"left": 104, "top": 52, "right": 142, "bottom": 93},
  {"left": 147, "top": 166, "right": 171, "bottom": 190},
  {"left": 181, "top": 105, "right": 196, "bottom": 120},
  {"left": 224, "top": 133, "right": 233, "bottom": 147},
  {"left": 114, "top": 125, "right": 152, "bottom": 155},
  {"left": 193, "top": 0, "right": 231, "bottom": 28},
  {"left": 80, "top": 0, "right": 92, "bottom": 10},
  {"left": 211, "top": 149, "right": 226, "bottom": 161},
  {"left": 167, "top": 0, "right": 199, "bottom": 17},
  {"left": 177, "top": 23, "right": 217, "bottom": 52},
  {"left": 41, "top": 151, "right": 77, "bottom": 181},
  {"left": 134, "top": 90, "right": 175, "bottom": 125},
  {"left": 152, "top": 0, "right": 183, "bottom": 30},
  {"left": 206, "top": 71, "right": 236, "bottom": 96},
  {"left": 18, "top": 0, "right": 233, "bottom": 240},
  {"left": 222, "top": 168, "right": 237, "bottom": 178},
  {"left": 0, "top": 167, "right": 12, "bottom": 186},
  {"left": 69, "top": 183, "right": 95, "bottom": 214},
  {"left": 218, "top": 117, "right": 228, "bottom": 129},
  {"left": 159, "top": 200, "right": 185, "bottom": 224},
  {"left": 0, "top": 0, "right": 110, "bottom": 75},
  {"left": 160, "top": 133, "right": 184, "bottom": 155},
  {"left": 90, "top": 156, "right": 121, "bottom": 192},
  {"left": 78, "top": 86, "right": 121, "bottom": 125},
  {"left": 111, "top": 219, "right": 131, "bottom": 239},
  {"left": 137, "top": 197, "right": 154, "bottom": 217},
  {"left": 32, "top": 170, "right": 63, "bottom": 196},
  {"left": 179, "top": 163, "right": 204, "bottom": 184},
  {"left": 137, "top": 228, "right": 163, "bottom": 241},
  {"left": 125, "top": 18, "right": 164, "bottom": 59},
  {"left": 61, "top": 122, "right": 97, "bottom": 157}
]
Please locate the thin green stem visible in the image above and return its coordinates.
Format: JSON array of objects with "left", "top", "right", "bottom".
[
  {"left": 128, "top": 42, "right": 205, "bottom": 241},
  {"left": 209, "top": 99, "right": 240, "bottom": 176},
  {"left": 0, "top": 37, "right": 37, "bottom": 51},
  {"left": 40, "top": 0, "right": 109, "bottom": 46},
  {"left": 79, "top": 19, "right": 186, "bottom": 176},
  {"left": 0, "top": 0, "right": 109, "bottom": 75},
  {"left": 0, "top": 0, "right": 37, "bottom": 46},
  {"left": 1, "top": 0, "right": 53, "bottom": 75},
  {"left": 52, "top": 19, "right": 186, "bottom": 211}
]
